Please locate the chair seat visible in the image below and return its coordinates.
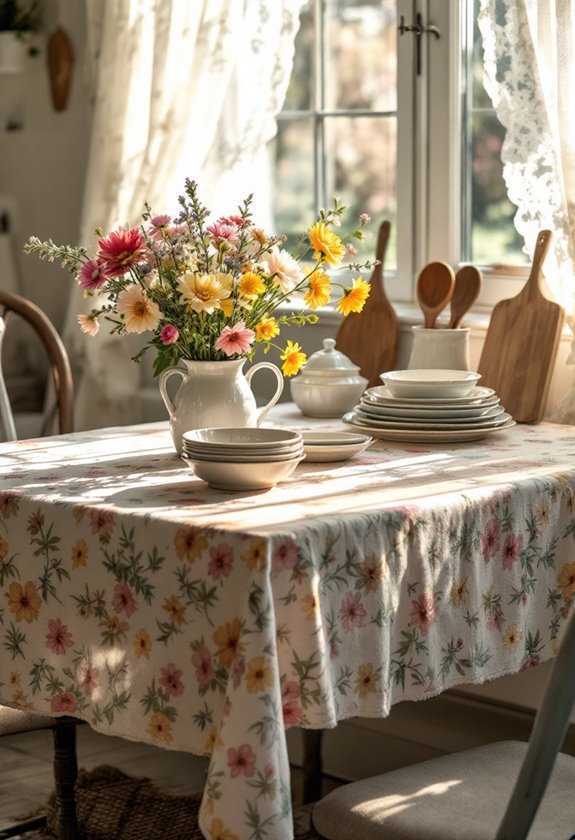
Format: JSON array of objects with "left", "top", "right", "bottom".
[
  {"left": 0, "top": 705, "right": 57, "bottom": 735},
  {"left": 312, "top": 740, "right": 575, "bottom": 840}
]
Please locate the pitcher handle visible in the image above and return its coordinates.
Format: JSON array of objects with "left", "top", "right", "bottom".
[
  {"left": 245, "top": 362, "right": 284, "bottom": 426},
  {"left": 158, "top": 367, "right": 188, "bottom": 421}
]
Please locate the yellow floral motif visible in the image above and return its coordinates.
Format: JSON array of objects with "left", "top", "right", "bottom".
[
  {"left": 300, "top": 593, "right": 319, "bottom": 621},
  {"left": 209, "top": 817, "right": 240, "bottom": 840},
  {"left": 450, "top": 577, "right": 470, "bottom": 607},
  {"left": 204, "top": 726, "right": 223, "bottom": 753},
  {"left": 6, "top": 581, "right": 41, "bottom": 623},
  {"left": 162, "top": 594, "right": 187, "bottom": 626},
  {"left": 308, "top": 221, "right": 345, "bottom": 266},
  {"left": 244, "top": 656, "right": 274, "bottom": 694},
  {"left": 242, "top": 540, "right": 267, "bottom": 571},
  {"left": 71, "top": 539, "right": 88, "bottom": 568},
  {"left": 238, "top": 271, "right": 265, "bottom": 300},
  {"left": 355, "top": 663, "right": 378, "bottom": 698},
  {"left": 538, "top": 501, "right": 549, "bottom": 527},
  {"left": 9, "top": 671, "right": 20, "bottom": 686},
  {"left": 337, "top": 277, "right": 370, "bottom": 316},
  {"left": 213, "top": 618, "right": 245, "bottom": 668},
  {"left": 147, "top": 711, "right": 173, "bottom": 744},
  {"left": 174, "top": 528, "right": 208, "bottom": 562},
  {"left": 134, "top": 628, "right": 152, "bottom": 659},
  {"left": 502, "top": 624, "right": 521, "bottom": 652},
  {"left": 557, "top": 562, "right": 575, "bottom": 600}
]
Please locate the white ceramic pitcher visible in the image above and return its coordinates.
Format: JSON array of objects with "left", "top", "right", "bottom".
[
  {"left": 408, "top": 326, "right": 470, "bottom": 371},
  {"left": 159, "top": 359, "right": 284, "bottom": 454}
]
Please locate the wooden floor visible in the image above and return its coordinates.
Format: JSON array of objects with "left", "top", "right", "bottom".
[{"left": 0, "top": 725, "right": 332, "bottom": 838}]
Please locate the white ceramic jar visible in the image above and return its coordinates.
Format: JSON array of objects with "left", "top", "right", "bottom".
[
  {"left": 290, "top": 338, "right": 368, "bottom": 417},
  {"left": 408, "top": 326, "right": 470, "bottom": 371}
]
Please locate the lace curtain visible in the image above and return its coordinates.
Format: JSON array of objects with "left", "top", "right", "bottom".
[
  {"left": 65, "top": 0, "right": 304, "bottom": 430},
  {"left": 478, "top": 0, "right": 575, "bottom": 420}
]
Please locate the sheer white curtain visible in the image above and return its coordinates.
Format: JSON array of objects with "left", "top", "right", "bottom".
[
  {"left": 478, "top": 0, "right": 575, "bottom": 420},
  {"left": 66, "top": 0, "right": 304, "bottom": 430}
]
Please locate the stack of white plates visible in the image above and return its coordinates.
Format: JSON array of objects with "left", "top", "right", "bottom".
[
  {"left": 181, "top": 427, "right": 304, "bottom": 490},
  {"left": 301, "top": 431, "right": 374, "bottom": 462},
  {"left": 343, "top": 370, "right": 515, "bottom": 442}
]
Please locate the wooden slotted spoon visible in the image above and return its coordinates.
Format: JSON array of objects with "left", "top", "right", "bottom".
[
  {"left": 335, "top": 220, "right": 398, "bottom": 388},
  {"left": 416, "top": 261, "right": 456, "bottom": 328}
]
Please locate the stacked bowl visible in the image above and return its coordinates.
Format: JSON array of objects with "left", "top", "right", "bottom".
[{"left": 181, "top": 427, "right": 304, "bottom": 491}]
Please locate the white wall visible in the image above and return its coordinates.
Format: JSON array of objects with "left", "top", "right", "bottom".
[{"left": 0, "top": 0, "right": 90, "bottom": 331}]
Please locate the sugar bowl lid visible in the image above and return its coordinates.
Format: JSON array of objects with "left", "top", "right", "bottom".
[{"left": 303, "top": 338, "right": 361, "bottom": 376}]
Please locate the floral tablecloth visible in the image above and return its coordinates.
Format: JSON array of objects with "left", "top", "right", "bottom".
[{"left": 1, "top": 410, "right": 575, "bottom": 840}]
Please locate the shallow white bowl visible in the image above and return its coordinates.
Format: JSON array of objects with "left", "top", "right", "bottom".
[
  {"left": 182, "top": 427, "right": 302, "bottom": 449},
  {"left": 290, "top": 378, "right": 367, "bottom": 418},
  {"left": 183, "top": 454, "right": 304, "bottom": 491},
  {"left": 183, "top": 439, "right": 303, "bottom": 459},
  {"left": 182, "top": 446, "right": 304, "bottom": 464},
  {"left": 380, "top": 369, "right": 481, "bottom": 399}
]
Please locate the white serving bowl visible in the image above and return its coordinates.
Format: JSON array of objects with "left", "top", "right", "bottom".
[
  {"left": 183, "top": 427, "right": 302, "bottom": 449},
  {"left": 380, "top": 369, "right": 481, "bottom": 399},
  {"left": 183, "top": 454, "right": 304, "bottom": 491},
  {"left": 290, "top": 378, "right": 368, "bottom": 418}
]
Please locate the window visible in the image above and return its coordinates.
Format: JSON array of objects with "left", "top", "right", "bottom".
[{"left": 271, "top": 0, "right": 528, "bottom": 308}]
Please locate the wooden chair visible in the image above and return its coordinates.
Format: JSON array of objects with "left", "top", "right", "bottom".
[
  {"left": 0, "top": 290, "right": 78, "bottom": 840},
  {"left": 0, "top": 289, "right": 73, "bottom": 441},
  {"left": 312, "top": 602, "right": 575, "bottom": 840}
]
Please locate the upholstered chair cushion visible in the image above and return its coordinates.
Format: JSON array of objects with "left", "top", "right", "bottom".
[
  {"left": 0, "top": 706, "right": 56, "bottom": 735},
  {"left": 312, "top": 740, "right": 575, "bottom": 840}
]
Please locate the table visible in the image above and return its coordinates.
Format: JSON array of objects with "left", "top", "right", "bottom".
[{"left": 1, "top": 406, "right": 575, "bottom": 840}]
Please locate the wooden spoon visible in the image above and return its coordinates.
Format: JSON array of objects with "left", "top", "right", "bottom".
[
  {"left": 416, "top": 261, "right": 455, "bottom": 328},
  {"left": 449, "top": 265, "right": 483, "bottom": 328},
  {"left": 335, "top": 220, "right": 399, "bottom": 388}
]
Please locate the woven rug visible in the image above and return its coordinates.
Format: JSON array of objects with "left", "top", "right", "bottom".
[{"left": 43, "top": 765, "right": 324, "bottom": 840}]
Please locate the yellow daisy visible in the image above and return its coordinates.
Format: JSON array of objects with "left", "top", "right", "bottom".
[
  {"left": 557, "top": 562, "right": 575, "bottom": 600},
  {"left": 308, "top": 221, "right": 345, "bottom": 266},
  {"left": 280, "top": 340, "right": 307, "bottom": 377},
  {"left": 304, "top": 269, "right": 331, "bottom": 309},
  {"left": 254, "top": 317, "right": 280, "bottom": 342},
  {"left": 239, "top": 271, "right": 266, "bottom": 300},
  {"left": 337, "top": 277, "right": 370, "bottom": 316},
  {"left": 116, "top": 286, "right": 161, "bottom": 333},
  {"left": 147, "top": 711, "right": 173, "bottom": 744},
  {"left": 71, "top": 539, "right": 88, "bottom": 569},
  {"left": 242, "top": 540, "right": 267, "bottom": 571},
  {"left": 134, "top": 628, "right": 152, "bottom": 659},
  {"left": 213, "top": 618, "right": 245, "bottom": 668},
  {"left": 355, "top": 663, "right": 378, "bottom": 698}
]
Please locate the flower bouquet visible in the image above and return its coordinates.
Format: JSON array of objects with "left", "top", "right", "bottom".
[{"left": 25, "top": 178, "right": 374, "bottom": 379}]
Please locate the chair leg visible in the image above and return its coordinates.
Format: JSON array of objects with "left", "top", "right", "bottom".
[
  {"left": 52, "top": 719, "right": 79, "bottom": 840},
  {"left": 302, "top": 729, "right": 324, "bottom": 803}
]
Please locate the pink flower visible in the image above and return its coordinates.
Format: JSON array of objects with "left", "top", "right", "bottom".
[
  {"left": 50, "top": 691, "right": 77, "bottom": 713},
  {"left": 160, "top": 325, "right": 179, "bottom": 345},
  {"left": 208, "top": 543, "right": 234, "bottom": 580},
  {"left": 409, "top": 593, "right": 436, "bottom": 635},
  {"left": 214, "top": 321, "right": 255, "bottom": 357},
  {"left": 77, "top": 314, "right": 100, "bottom": 336},
  {"left": 272, "top": 540, "right": 298, "bottom": 572},
  {"left": 191, "top": 646, "right": 214, "bottom": 686},
  {"left": 480, "top": 518, "right": 500, "bottom": 562},
  {"left": 207, "top": 221, "right": 240, "bottom": 245},
  {"left": 89, "top": 509, "right": 116, "bottom": 536},
  {"left": 282, "top": 700, "right": 304, "bottom": 726},
  {"left": 282, "top": 680, "right": 300, "bottom": 702},
  {"left": 488, "top": 607, "right": 505, "bottom": 631},
  {"left": 77, "top": 259, "right": 109, "bottom": 291},
  {"left": 227, "top": 743, "right": 257, "bottom": 778},
  {"left": 502, "top": 533, "right": 524, "bottom": 570},
  {"left": 79, "top": 665, "right": 99, "bottom": 696},
  {"left": 45, "top": 618, "right": 73, "bottom": 654},
  {"left": 97, "top": 227, "right": 149, "bottom": 276},
  {"left": 360, "top": 213, "right": 371, "bottom": 224},
  {"left": 340, "top": 592, "right": 366, "bottom": 632},
  {"left": 521, "top": 655, "right": 540, "bottom": 671},
  {"left": 159, "top": 663, "right": 184, "bottom": 697},
  {"left": 112, "top": 583, "right": 136, "bottom": 617},
  {"left": 218, "top": 215, "right": 244, "bottom": 227}
]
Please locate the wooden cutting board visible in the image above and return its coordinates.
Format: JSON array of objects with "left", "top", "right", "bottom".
[
  {"left": 477, "top": 229, "right": 564, "bottom": 423},
  {"left": 335, "top": 220, "right": 398, "bottom": 388}
]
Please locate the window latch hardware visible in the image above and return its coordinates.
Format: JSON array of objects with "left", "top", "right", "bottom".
[{"left": 398, "top": 13, "right": 441, "bottom": 76}]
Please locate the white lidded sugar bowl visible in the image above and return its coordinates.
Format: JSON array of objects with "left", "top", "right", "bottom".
[{"left": 290, "top": 338, "right": 368, "bottom": 417}]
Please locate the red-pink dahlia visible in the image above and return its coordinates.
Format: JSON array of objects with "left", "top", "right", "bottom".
[{"left": 97, "top": 227, "right": 150, "bottom": 277}]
